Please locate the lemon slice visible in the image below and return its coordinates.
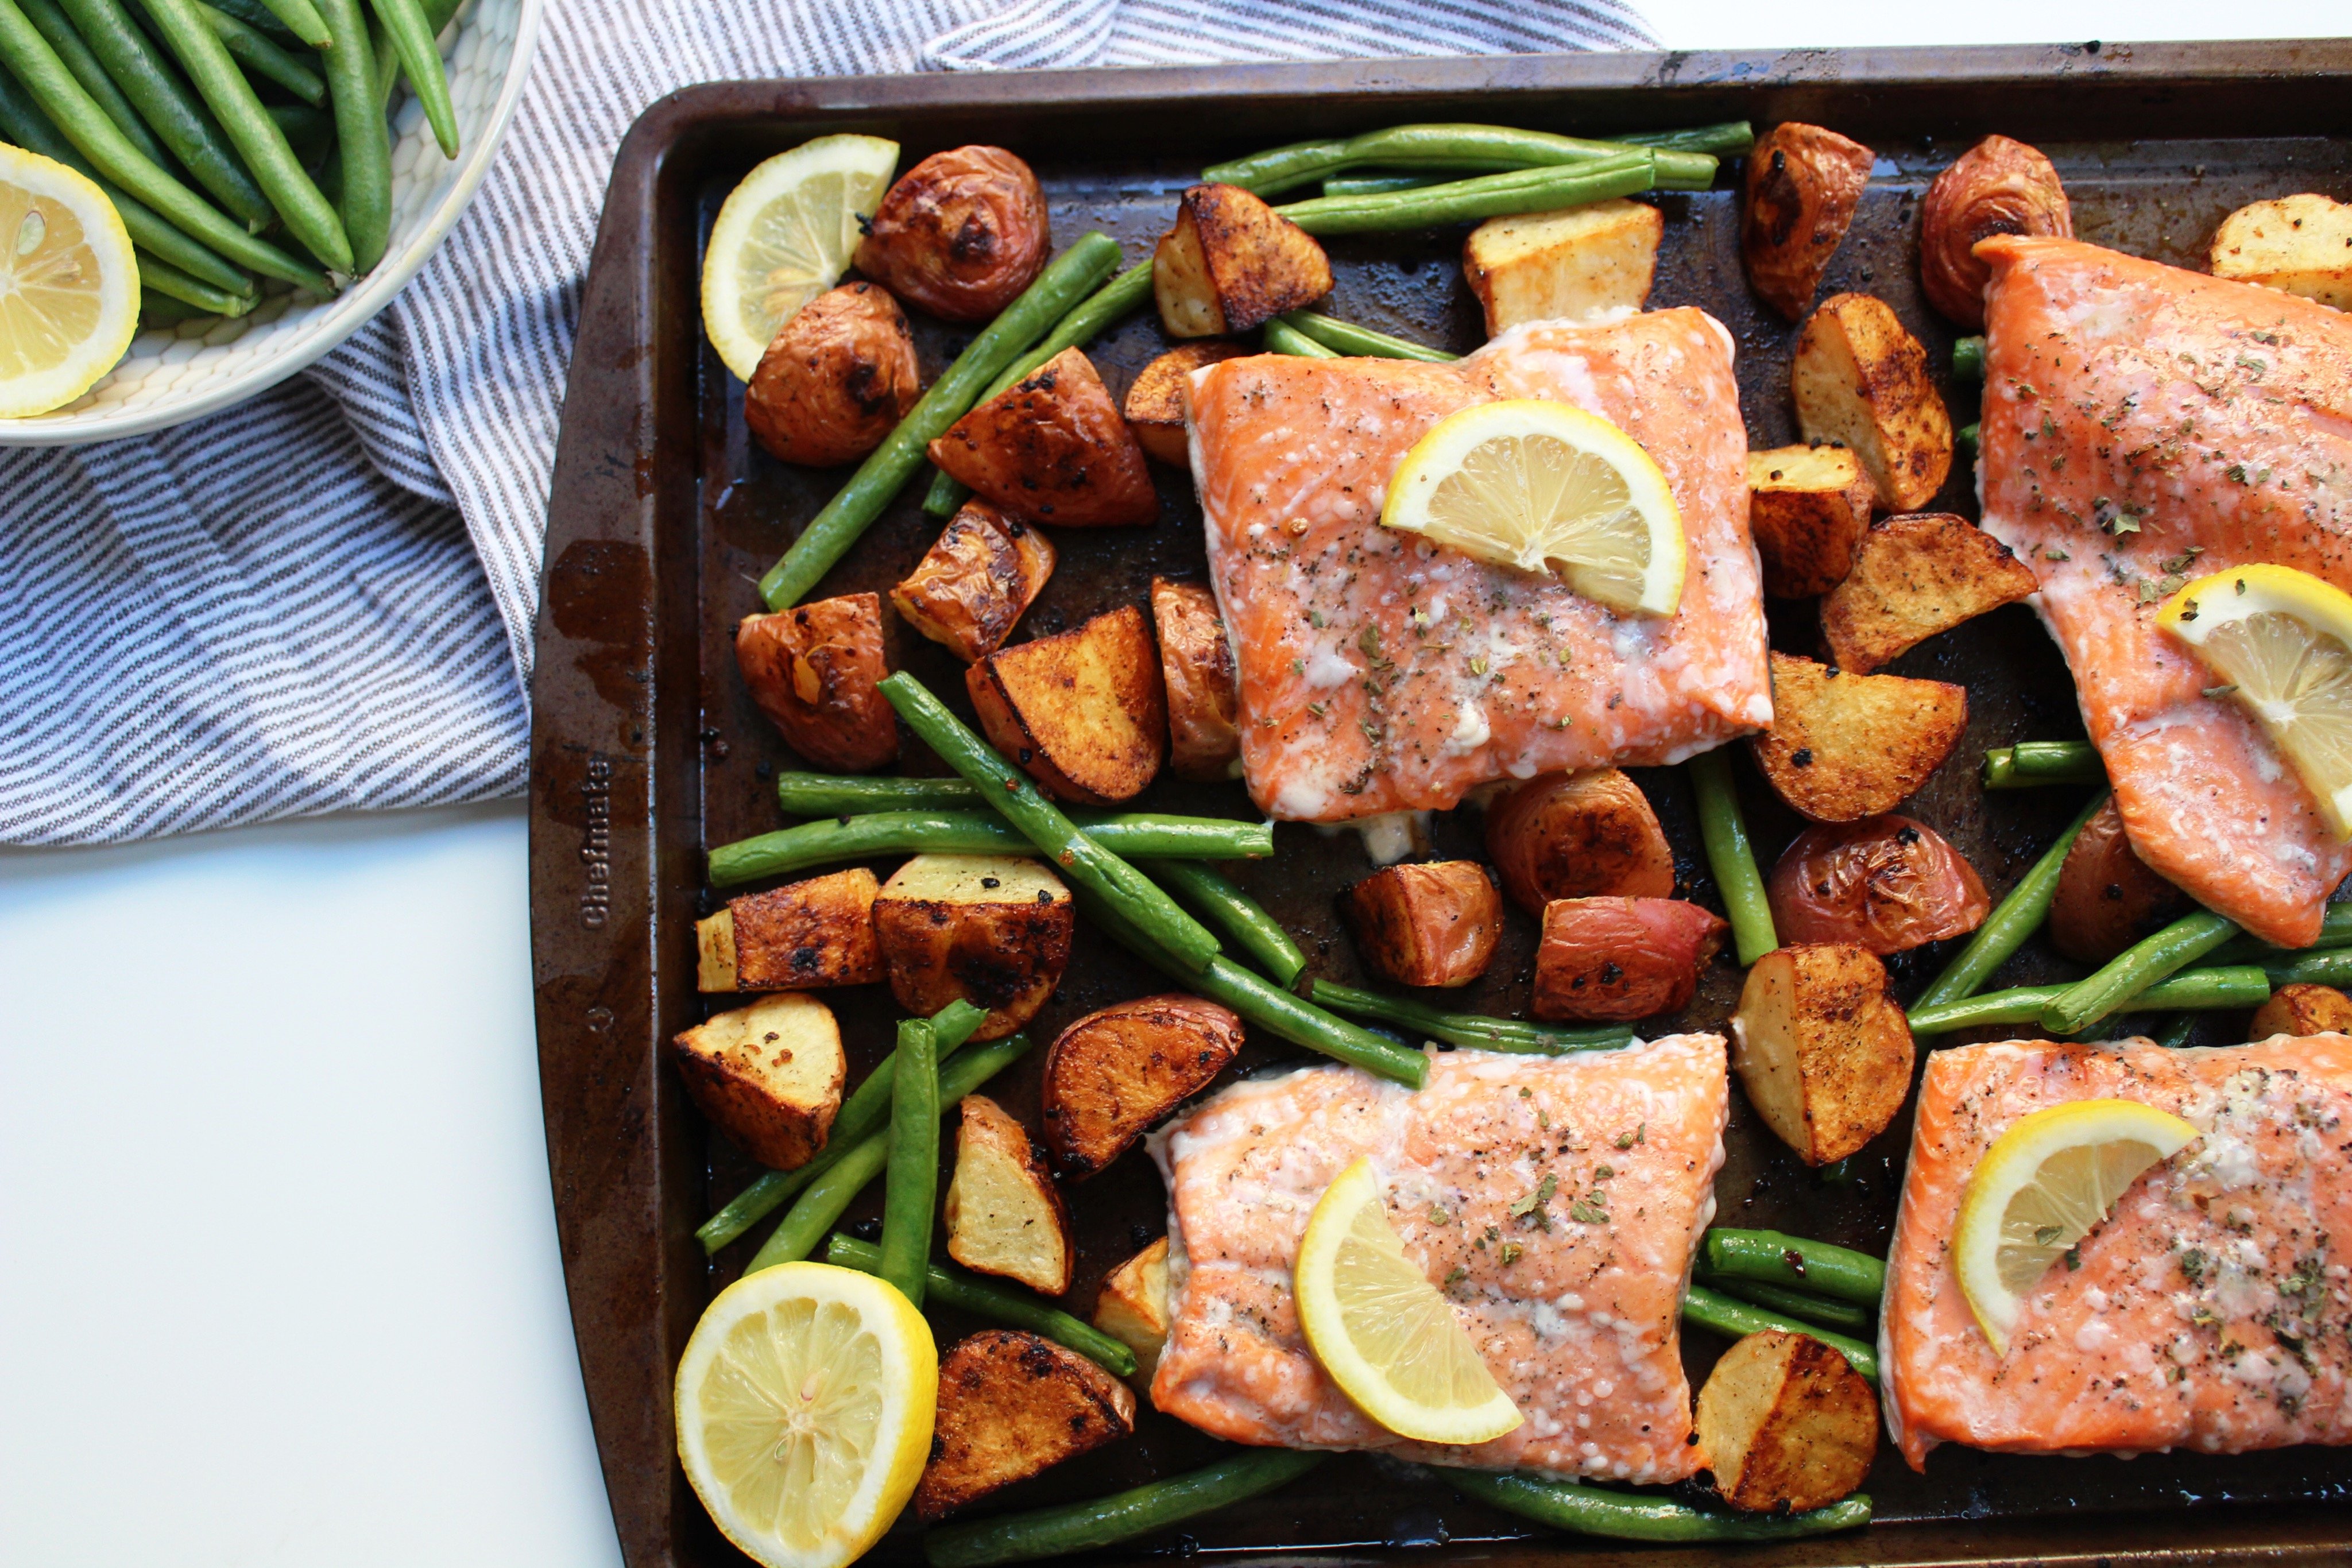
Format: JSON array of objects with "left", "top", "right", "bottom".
[
  {"left": 1294, "top": 1156, "right": 1522, "bottom": 1444},
  {"left": 2158, "top": 563, "right": 2352, "bottom": 838},
  {"left": 701, "top": 134, "right": 899, "bottom": 382},
  {"left": 1953, "top": 1099, "right": 2198, "bottom": 1356},
  {"left": 675, "top": 1262, "right": 935, "bottom": 1568},
  {"left": 1379, "top": 399, "right": 1685, "bottom": 616},
  {"left": 0, "top": 144, "right": 137, "bottom": 419}
]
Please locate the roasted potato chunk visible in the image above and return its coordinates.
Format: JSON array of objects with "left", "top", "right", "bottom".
[
  {"left": 1741, "top": 123, "right": 1874, "bottom": 321},
  {"left": 1731, "top": 943, "right": 1913, "bottom": 1165},
  {"left": 872, "top": 854, "right": 1073, "bottom": 1041},
  {"left": 1149, "top": 577, "right": 1241, "bottom": 783},
  {"left": 1921, "top": 135, "right": 2072, "bottom": 329},
  {"left": 916, "top": 1330, "right": 1136, "bottom": 1520},
  {"left": 1768, "top": 815, "right": 1989, "bottom": 956},
  {"left": 744, "top": 282, "right": 920, "bottom": 466},
  {"left": 1696, "top": 1330, "right": 1878, "bottom": 1513},
  {"left": 1341, "top": 860, "right": 1503, "bottom": 989},
  {"left": 1751, "top": 653, "right": 1967, "bottom": 823},
  {"left": 892, "top": 501, "right": 1057, "bottom": 663},
  {"left": 2210, "top": 193, "right": 2352, "bottom": 309},
  {"left": 945, "top": 1094, "right": 1072, "bottom": 1294},
  {"left": 929, "top": 347, "right": 1159, "bottom": 528},
  {"left": 1484, "top": 768, "right": 1673, "bottom": 916},
  {"left": 969, "top": 605, "right": 1168, "bottom": 804},
  {"left": 1155, "top": 183, "right": 1333, "bottom": 338},
  {"left": 735, "top": 592, "right": 897, "bottom": 772},
  {"left": 1043, "top": 996, "right": 1243, "bottom": 1177},
  {"left": 1533, "top": 897, "right": 1728, "bottom": 1022},
  {"left": 854, "top": 145, "right": 1050, "bottom": 323},
  {"left": 1747, "top": 445, "right": 1875, "bottom": 599},
  {"left": 1820, "top": 512, "right": 2038, "bottom": 672},
  {"left": 1125, "top": 342, "right": 1248, "bottom": 464},
  {"left": 2049, "top": 797, "right": 2188, "bottom": 966},
  {"left": 697, "top": 867, "right": 884, "bottom": 991},
  {"left": 2252, "top": 982, "right": 2352, "bottom": 1040},
  {"left": 1093, "top": 1237, "right": 1171, "bottom": 1381},
  {"left": 672, "top": 992, "right": 845, "bottom": 1170},
  {"left": 1462, "top": 199, "right": 1662, "bottom": 334},
  {"left": 1792, "top": 293, "right": 1953, "bottom": 513}
]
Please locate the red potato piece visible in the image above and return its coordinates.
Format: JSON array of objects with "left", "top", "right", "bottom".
[
  {"left": 1125, "top": 343, "right": 1249, "bottom": 465},
  {"left": 891, "top": 500, "right": 1057, "bottom": 664},
  {"left": 1742, "top": 122, "right": 1875, "bottom": 322},
  {"left": 1150, "top": 577, "right": 1241, "bottom": 781},
  {"left": 1767, "top": 814, "right": 1990, "bottom": 956},
  {"left": 2048, "top": 796, "right": 2190, "bottom": 966},
  {"left": 1042, "top": 996, "right": 1244, "bottom": 1177},
  {"left": 854, "top": 146, "right": 1050, "bottom": 323},
  {"left": 1533, "top": 897, "right": 1728, "bottom": 1021},
  {"left": 1818, "top": 512, "right": 2039, "bottom": 673},
  {"left": 735, "top": 592, "right": 897, "bottom": 772},
  {"left": 1484, "top": 768, "right": 1674, "bottom": 916},
  {"left": 929, "top": 348, "right": 1159, "bottom": 528},
  {"left": 2250, "top": 983, "right": 2352, "bottom": 1040},
  {"left": 968, "top": 605, "right": 1168, "bottom": 805},
  {"left": 1341, "top": 860, "right": 1503, "bottom": 989},
  {"left": 1920, "top": 135, "right": 2072, "bottom": 330},
  {"left": 744, "top": 282, "right": 920, "bottom": 466}
]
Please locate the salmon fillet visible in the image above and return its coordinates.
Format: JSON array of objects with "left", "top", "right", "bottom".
[
  {"left": 1883, "top": 1033, "right": 2352, "bottom": 1470},
  {"left": 1186, "top": 311, "right": 1769, "bottom": 823},
  {"left": 1147, "top": 1037, "right": 1727, "bottom": 1482},
  {"left": 1976, "top": 236, "right": 2352, "bottom": 946}
]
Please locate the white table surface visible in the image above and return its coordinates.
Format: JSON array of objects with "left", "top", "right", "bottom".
[{"left": 3, "top": 7, "right": 2343, "bottom": 1562}]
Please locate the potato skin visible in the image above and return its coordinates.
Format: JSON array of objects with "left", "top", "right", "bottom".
[
  {"left": 1742, "top": 123, "right": 1874, "bottom": 320},
  {"left": 1342, "top": 860, "right": 1503, "bottom": 989},
  {"left": 2251, "top": 982, "right": 2352, "bottom": 1040},
  {"left": 1485, "top": 768, "right": 1674, "bottom": 916},
  {"left": 743, "top": 282, "right": 919, "bottom": 466},
  {"left": 1124, "top": 342, "right": 1248, "bottom": 464},
  {"left": 892, "top": 500, "right": 1057, "bottom": 663},
  {"left": 1768, "top": 814, "right": 1989, "bottom": 955},
  {"left": 1043, "top": 996, "right": 1243, "bottom": 1177},
  {"left": 854, "top": 145, "right": 1050, "bottom": 323},
  {"left": 929, "top": 348, "right": 1159, "bottom": 528},
  {"left": 1920, "top": 135, "right": 2071, "bottom": 329},
  {"left": 1792, "top": 292, "right": 1952, "bottom": 512},
  {"left": 735, "top": 592, "right": 898, "bottom": 772},
  {"left": 873, "top": 866, "right": 1074, "bottom": 1043},
  {"left": 2049, "top": 797, "right": 2188, "bottom": 965},
  {"left": 1533, "top": 897, "right": 1728, "bottom": 1021},
  {"left": 969, "top": 605, "right": 1168, "bottom": 805},
  {"left": 1751, "top": 652, "right": 1967, "bottom": 823},
  {"left": 1819, "top": 512, "right": 2038, "bottom": 672},
  {"left": 1150, "top": 577, "right": 1241, "bottom": 782},
  {"left": 719, "top": 867, "right": 885, "bottom": 989},
  {"left": 915, "top": 1330, "right": 1136, "bottom": 1520},
  {"left": 1696, "top": 1330, "right": 1877, "bottom": 1512},
  {"left": 1747, "top": 445, "right": 1875, "bottom": 598}
]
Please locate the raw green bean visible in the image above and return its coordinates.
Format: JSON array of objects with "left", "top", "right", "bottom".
[
  {"left": 13, "top": 0, "right": 168, "bottom": 166},
  {"left": 1275, "top": 152, "right": 1656, "bottom": 237},
  {"left": 1261, "top": 315, "right": 1336, "bottom": 357},
  {"left": 709, "top": 810, "right": 1274, "bottom": 888},
  {"left": 760, "top": 234, "right": 1123, "bottom": 609},
  {"left": 137, "top": 249, "right": 250, "bottom": 311},
  {"left": 1681, "top": 1284, "right": 1878, "bottom": 1381},
  {"left": 206, "top": 0, "right": 294, "bottom": 40},
  {"left": 878, "top": 1016, "right": 939, "bottom": 1306},
  {"left": 200, "top": 1, "right": 319, "bottom": 103},
  {"left": 1982, "top": 740, "right": 2105, "bottom": 788},
  {"left": 248, "top": 0, "right": 326, "bottom": 47},
  {"left": 2154, "top": 1013, "right": 2199, "bottom": 1048},
  {"left": 1277, "top": 309, "right": 1453, "bottom": 361},
  {"left": 54, "top": 0, "right": 274, "bottom": 227},
  {"left": 924, "top": 1449, "right": 1326, "bottom": 1568},
  {"left": 1703, "top": 1228, "right": 1886, "bottom": 1304},
  {"left": 312, "top": 0, "right": 382, "bottom": 270},
  {"left": 823, "top": 1234, "right": 1136, "bottom": 1377},
  {"left": 1908, "top": 967, "right": 2270, "bottom": 1035},
  {"left": 1696, "top": 1273, "right": 1874, "bottom": 1334},
  {"left": 138, "top": 287, "right": 202, "bottom": 324},
  {"left": 1309, "top": 979, "right": 1633, "bottom": 1054},
  {"left": 266, "top": 98, "right": 328, "bottom": 160},
  {"left": 1139, "top": 858, "right": 1306, "bottom": 987},
  {"left": 1953, "top": 334, "right": 1985, "bottom": 380},
  {"left": 368, "top": 0, "right": 455, "bottom": 107},
  {"left": 366, "top": 0, "right": 451, "bottom": 155},
  {"left": 2042, "top": 909, "right": 2239, "bottom": 1035},
  {"left": 1689, "top": 748, "right": 1775, "bottom": 966},
  {"left": 1913, "top": 792, "right": 2109, "bottom": 1011},
  {"left": 2208, "top": 903, "right": 2352, "bottom": 964},
  {"left": 1445, "top": 1468, "right": 1869, "bottom": 1542},
  {"left": 2266, "top": 949, "right": 2352, "bottom": 989},
  {"left": 775, "top": 771, "right": 981, "bottom": 816}
]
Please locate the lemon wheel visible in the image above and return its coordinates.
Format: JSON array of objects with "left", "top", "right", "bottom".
[
  {"left": 0, "top": 144, "right": 137, "bottom": 419},
  {"left": 701, "top": 134, "right": 900, "bottom": 382}
]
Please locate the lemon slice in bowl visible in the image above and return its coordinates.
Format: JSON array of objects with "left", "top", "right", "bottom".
[
  {"left": 1953, "top": 1099, "right": 2198, "bottom": 1356},
  {"left": 675, "top": 1261, "right": 936, "bottom": 1568},
  {"left": 701, "top": 134, "right": 899, "bottom": 383},
  {"left": 2158, "top": 563, "right": 2352, "bottom": 838},
  {"left": 1294, "top": 1156, "right": 1522, "bottom": 1444},
  {"left": 1379, "top": 398, "right": 1685, "bottom": 616},
  {"left": 0, "top": 145, "right": 137, "bottom": 419}
]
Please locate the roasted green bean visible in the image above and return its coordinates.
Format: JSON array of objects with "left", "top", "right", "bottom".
[
  {"left": 1913, "top": 792, "right": 2107, "bottom": 1011},
  {"left": 924, "top": 1450, "right": 1327, "bottom": 1567},
  {"left": 824, "top": 1234, "right": 1136, "bottom": 1377}
]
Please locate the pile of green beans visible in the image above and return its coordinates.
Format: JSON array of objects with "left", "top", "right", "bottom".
[
  {"left": 1982, "top": 740, "right": 2105, "bottom": 788},
  {"left": 1202, "top": 119, "right": 1747, "bottom": 198},
  {"left": 1309, "top": 979, "right": 1633, "bottom": 1054},
  {"left": 1907, "top": 965, "right": 2270, "bottom": 1036},
  {"left": 1444, "top": 1468, "right": 1870, "bottom": 1543},
  {"left": 925, "top": 1450, "right": 1327, "bottom": 1567},
  {"left": 706, "top": 808, "right": 1273, "bottom": 888},
  {"left": 1276, "top": 308, "right": 1454, "bottom": 361},
  {"left": 1689, "top": 749, "right": 1777, "bottom": 966},
  {"left": 1913, "top": 792, "right": 2108, "bottom": 1012},
  {"left": 823, "top": 1234, "right": 1136, "bottom": 1377}
]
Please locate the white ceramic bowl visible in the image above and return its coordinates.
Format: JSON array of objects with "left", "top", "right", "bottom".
[{"left": 0, "top": 0, "right": 542, "bottom": 446}]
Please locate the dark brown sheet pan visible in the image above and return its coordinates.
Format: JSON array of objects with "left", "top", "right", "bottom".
[{"left": 529, "top": 42, "right": 2352, "bottom": 1568}]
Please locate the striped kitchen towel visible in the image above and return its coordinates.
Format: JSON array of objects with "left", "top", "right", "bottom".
[{"left": 0, "top": 0, "right": 1655, "bottom": 846}]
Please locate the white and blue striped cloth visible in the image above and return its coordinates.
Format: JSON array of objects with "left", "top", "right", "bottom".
[{"left": 0, "top": 0, "right": 1655, "bottom": 845}]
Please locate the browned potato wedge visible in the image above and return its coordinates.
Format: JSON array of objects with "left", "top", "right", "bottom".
[
  {"left": 744, "top": 282, "right": 920, "bottom": 466},
  {"left": 1484, "top": 768, "right": 1673, "bottom": 916},
  {"left": 1533, "top": 897, "right": 1728, "bottom": 1022},
  {"left": 671, "top": 992, "right": 845, "bottom": 1169},
  {"left": 1921, "top": 136, "right": 2072, "bottom": 329},
  {"left": 1125, "top": 343, "right": 1248, "bottom": 464},
  {"left": 697, "top": 867, "right": 883, "bottom": 992},
  {"left": 1792, "top": 293, "right": 1953, "bottom": 513},
  {"left": 1043, "top": 996, "right": 1243, "bottom": 1177},
  {"left": 1150, "top": 577, "right": 1241, "bottom": 783},
  {"left": 1154, "top": 183, "right": 1333, "bottom": 337},
  {"left": 945, "top": 1094, "right": 1072, "bottom": 1294},
  {"left": 916, "top": 1330, "right": 1136, "bottom": 1520},
  {"left": 2210, "top": 193, "right": 2352, "bottom": 309},
  {"left": 1747, "top": 445, "right": 1875, "bottom": 598},
  {"left": 854, "top": 146, "right": 1050, "bottom": 323},
  {"left": 1751, "top": 653, "right": 1967, "bottom": 823},
  {"left": 1341, "top": 860, "right": 1502, "bottom": 989},
  {"left": 872, "top": 854, "right": 1073, "bottom": 1041},
  {"left": 2252, "top": 982, "right": 2352, "bottom": 1040},
  {"left": 1092, "top": 1237, "right": 1171, "bottom": 1381},
  {"left": 1696, "top": 1330, "right": 1878, "bottom": 1512},
  {"left": 968, "top": 605, "right": 1167, "bottom": 804},
  {"left": 2049, "top": 797, "right": 2188, "bottom": 965},
  {"left": 1461, "top": 199, "right": 1662, "bottom": 334},
  {"left": 735, "top": 592, "right": 898, "bottom": 772},
  {"left": 1731, "top": 943, "right": 1913, "bottom": 1165},
  {"left": 892, "top": 501, "right": 1057, "bottom": 664},
  {"left": 1820, "top": 513, "right": 2038, "bottom": 673},
  {"left": 929, "top": 348, "right": 1159, "bottom": 528},
  {"left": 1741, "top": 123, "right": 1874, "bottom": 321}
]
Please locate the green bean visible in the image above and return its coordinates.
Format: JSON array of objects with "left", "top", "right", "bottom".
[
  {"left": 1982, "top": 740, "right": 2105, "bottom": 788},
  {"left": 205, "top": 0, "right": 294, "bottom": 40},
  {"left": 1445, "top": 1468, "right": 1869, "bottom": 1542},
  {"left": 367, "top": 0, "right": 455, "bottom": 107},
  {"left": 2042, "top": 909, "right": 2239, "bottom": 1035},
  {"left": 1696, "top": 1273, "right": 1874, "bottom": 1334},
  {"left": 823, "top": 1234, "right": 1136, "bottom": 1377},
  {"left": 709, "top": 810, "right": 1273, "bottom": 889},
  {"left": 200, "top": 0, "right": 319, "bottom": 103},
  {"left": 1681, "top": 1284, "right": 1878, "bottom": 1381},
  {"left": 877, "top": 1016, "right": 939, "bottom": 1306},
  {"left": 138, "top": 288, "right": 202, "bottom": 325},
  {"left": 247, "top": 0, "right": 326, "bottom": 47},
  {"left": 2154, "top": 1013, "right": 2198, "bottom": 1048},
  {"left": 1274, "top": 152, "right": 1656, "bottom": 237},
  {"left": 1261, "top": 315, "right": 1336, "bottom": 357},
  {"left": 1309, "top": 979, "right": 1633, "bottom": 1054},
  {"left": 1337, "top": 123, "right": 1716, "bottom": 191},
  {"left": 1277, "top": 308, "right": 1453, "bottom": 362},
  {"left": 924, "top": 1449, "right": 1326, "bottom": 1568},
  {"left": 137, "top": 249, "right": 250, "bottom": 311},
  {"left": 1620, "top": 120, "right": 1753, "bottom": 156},
  {"left": 2266, "top": 949, "right": 2352, "bottom": 989},
  {"left": 1909, "top": 966, "right": 2270, "bottom": 1035},
  {"left": 13, "top": 0, "right": 168, "bottom": 166},
  {"left": 1959, "top": 420, "right": 1980, "bottom": 452},
  {"left": 366, "top": 0, "right": 451, "bottom": 155},
  {"left": 1689, "top": 748, "right": 1775, "bottom": 966},
  {"left": 1321, "top": 171, "right": 1441, "bottom": 198},
  {"left": 775, "top": 771, "right": 981, "bottom": 816},
  {"left": 1953, "top": 334, "right": 1985, "bottom": 380},
  {"left": 1913, "top": 792, "right": 2108, "bottom": 1011},
  {"left": 266, "top": 98, "right": 328, "bottom": 160},
  {"left": 2208, "top": 903, "right": 2352, "bottom": 964},
  {"left": 760, "top": 234, "right": 1122, "bottom": 609},
  {"left": 56, "top": 0, "right": 276, "bottom": 229},
  {"left": 1138, "top": 858, "right": 1305, "bottom": 986},
  {"left": 1703, "top": 1228, "right": 1886, "bottom": 1304},
  {"left": 312, "top": 0, "right": 382, "bottom": 271}
]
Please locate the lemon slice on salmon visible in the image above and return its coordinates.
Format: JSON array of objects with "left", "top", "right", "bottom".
[
  {"left": 2158, "top": 563, "right": 2352, "bottom": 839},
  {"left": 675, "top": 1262, "right": 935, "bottom": 1568},
  {"left": 0, "top": 144, "right": 137, "bottom": 419},
  {"left": 701, "top": 134, "right": 899, "bottom": 382},
  {"left": 1953, "top": 1099, "right": 2199, "bottom": 1357},
  {"left": 1379, "top": 399, "right": 1685, "bottom": 616},
  {"left": 1294, "top": 1156, "right": 1522, "bottom": 1444}
]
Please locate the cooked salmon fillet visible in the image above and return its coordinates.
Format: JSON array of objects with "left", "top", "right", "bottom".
[
  {"left": 1185, "top": 311, "right": 1769, "bottom": 823},
  {"left": 1147, "top": 1037, "right": 1727, "bottom": 1481},
  {"left": 1976, "top": 237, "right": 2352, "bottom": 946},
  {"left": 1883, "top": 1033, "right": 2352, "bottom": 1470}
]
